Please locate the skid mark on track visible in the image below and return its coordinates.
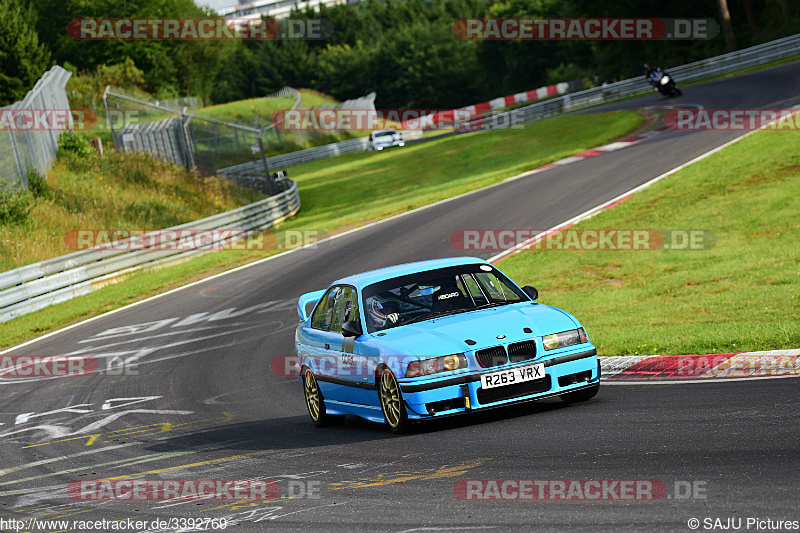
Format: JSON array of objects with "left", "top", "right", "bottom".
[
  {"left": 78, "top": 301, "right": 293, "bottom": 345},
  {"left": 329, "top": 458, "right": 489, "bottom": 490},
  {"left": 21, "top": 413, "right": 235, "bottom": 450},
  {"left": 0, "top": 439, "right": 257, "bottom": 489},
  {"left": 1, "top": 453, "right": 491, "bottom": 529}
]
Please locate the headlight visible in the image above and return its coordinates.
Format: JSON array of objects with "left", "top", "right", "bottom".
[
  {"left": 406, "top": 354, "right": 467, "bottom": 377},
  {"left": 660, "top": 75, "right": 670, "bottom": 85},
  {"left": 542, "top": 328, "right": 588, "bottom": 351}
]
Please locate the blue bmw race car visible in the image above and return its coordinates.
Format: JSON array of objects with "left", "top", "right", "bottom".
[{"left": 295, "top": 257, "right": 600, "bottom": 433}]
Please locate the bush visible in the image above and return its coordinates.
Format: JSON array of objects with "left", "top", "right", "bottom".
[
  {"left": 26, "top": 167, "right": 47, "bottom": 197},
  {"left": 155, "top": 84, "right": 180, "bottom": 101},
  {"left": 57, "top": 131, "right": 93, "bottom": 158},
  {"left": 0, "top": 181, "right": 33, "bottom": 225},
  {"left": 96, "top": 58, "right": 146, "bottom": 89}
]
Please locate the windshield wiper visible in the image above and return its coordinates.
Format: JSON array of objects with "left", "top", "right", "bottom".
[
  {"left": 402, "top": 309, "right": 465, "bottom": 325},
  {"left": 474, "top": 301, "right": 515, "bottom": 310}
]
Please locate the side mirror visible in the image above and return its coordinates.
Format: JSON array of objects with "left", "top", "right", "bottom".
[
  {"left": 522, "top": 286, "right": 538, "bottom": 301},
  {"left": 342, "top": 320, "right": 363, "bottom": 338}
]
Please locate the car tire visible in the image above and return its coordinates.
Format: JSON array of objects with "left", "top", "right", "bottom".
[
  {"left": 303, "top": 370, "right": 344, "bottom": 427},
  {"left": 378, "top": 367, "right": 409, "bottom": 433},
  {"left": 559, "top": 383, "right": 600, "bottom": 404}
]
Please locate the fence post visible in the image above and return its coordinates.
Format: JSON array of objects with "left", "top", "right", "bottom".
[
  {"left": 103, "top": 86, "right": 117, "bottom": 147},
  {"left": 182, "top": 114, "right": 196, "bottom": 171},
  {"left": 259, "top": 126, "right": 274, "bottom": 196}
]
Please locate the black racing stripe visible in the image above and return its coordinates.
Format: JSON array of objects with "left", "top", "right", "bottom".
[{"left": 316, "top": 375, "right": 376, "bottom": 390}]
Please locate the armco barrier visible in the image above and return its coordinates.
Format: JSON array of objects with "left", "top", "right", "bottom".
[
  {"left": 220, "top": 136, "right": 371, "bottom": 176},
  {"left": 0, "top": 181, "right": 300, "bottom": 323}
]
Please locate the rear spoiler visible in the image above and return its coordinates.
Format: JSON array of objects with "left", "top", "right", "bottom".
[{"left": 297, "top": 289, "right": 326, "bottom": 321}]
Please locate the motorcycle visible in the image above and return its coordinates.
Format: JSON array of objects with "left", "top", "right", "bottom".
[{"left": 649, "top": 68, "right": 682, "bottom": 98}]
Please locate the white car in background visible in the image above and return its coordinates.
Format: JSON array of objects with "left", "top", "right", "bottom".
[{"left": 369, "top": 129, "right": 405, "bottom": 151}]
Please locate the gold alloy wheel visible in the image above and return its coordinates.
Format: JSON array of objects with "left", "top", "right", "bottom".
[
  {"left": 304, "top": 372, "right": 321, "bottom": 421},
  {"left": 380, "top": 369, "right": 402, "bottom": 427}
]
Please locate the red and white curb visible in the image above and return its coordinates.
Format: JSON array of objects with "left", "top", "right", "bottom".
[
  {"left": 599, "top": 349, "right": 800, "bottom": 383},
  {"left": 527, "top": 128, "right": 665, "bottom": 172}
]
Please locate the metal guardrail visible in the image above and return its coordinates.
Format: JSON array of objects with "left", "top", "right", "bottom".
[
  {"left": 221, "top": 137, "right": 371, "bottom": 175},
  {"left": 0, "top": 181, "right": 300, "bottom": 323}
]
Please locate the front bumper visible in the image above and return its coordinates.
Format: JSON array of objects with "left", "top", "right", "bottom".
[{"left": 398, "top": 348, "right": 599, "bottom": 419}]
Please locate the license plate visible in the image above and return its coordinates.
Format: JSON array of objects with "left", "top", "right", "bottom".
[{"left": 480, "top": 363, "right": 545, "bottom": 389}]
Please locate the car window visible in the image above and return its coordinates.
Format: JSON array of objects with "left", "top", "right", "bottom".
[
  {"left": 462, "top": 274, "right": 488, "bottom": 305},
  {"left": 331, "top": 286, "right": 360, "bottom": 333},
  {"left": 474, "top": 272, "right": 523, "bottom": 303},
  {"left": 310, "top": 286, "right": 341, "bottom": 331},
  {"left": 362, "top": 265, "right": 527, "bottom": 333}
]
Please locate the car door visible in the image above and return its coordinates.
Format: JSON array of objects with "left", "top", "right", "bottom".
[
  {"left": 328, "top": 286, "right": 372, "bottom": 405},
  {"left": 304, "top": 285, "right": 370, "bottom": 404},
  {"left": 303, "top": 286, "right": 343, "bottom": 399}
]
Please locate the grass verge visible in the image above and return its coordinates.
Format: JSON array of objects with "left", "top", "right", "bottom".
[
  {"left": 1, "top": 110, "right": 642, "bottom": 348},
  {"left": 499, "top": 128, "right": 800, "bottom": 356},
  {"left": 1, "top": 152, "right": 264, "bottom": 271},
  {"left": 278, "top": 111, "right": 643, "bottom": 235}
]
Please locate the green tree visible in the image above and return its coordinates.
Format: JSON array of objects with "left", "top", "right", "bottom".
[
  {"left": 28, "top": 0, "right": 232, "bottom": 101},
  {"left": 314, "top": 42, "right": 375, "bottom": 101},
  {"left": 371, "top": 20, "right": 483, "bottom": 109},
  {"left": 0, "top": 0, "right": 50, "bottom": 105}
]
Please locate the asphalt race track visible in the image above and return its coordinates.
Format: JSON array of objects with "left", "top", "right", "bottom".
[{"left": 1, "top": 63, "right": 799, "bottom": 532}]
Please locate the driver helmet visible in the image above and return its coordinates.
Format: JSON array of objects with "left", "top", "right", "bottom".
[{"left": 368, "top": 299, "right": 400, "bottom": 329}]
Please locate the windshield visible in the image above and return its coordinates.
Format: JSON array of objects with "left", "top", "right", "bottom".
[
  {"left": 374, "top": 131, "right": 396, "bottom": 138},
  {"left": 362, "top": 264, "right": 526, "bottom": 333}
]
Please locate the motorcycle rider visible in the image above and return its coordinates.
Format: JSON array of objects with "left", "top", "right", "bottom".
[{"left": 644, "top": 63, "right": 682, "bottom": 96}]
